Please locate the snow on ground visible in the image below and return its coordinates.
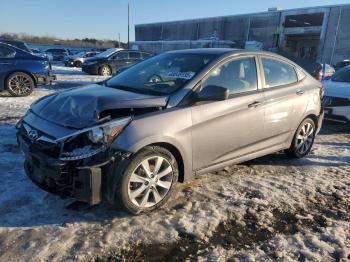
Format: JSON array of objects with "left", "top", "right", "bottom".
[{"left": 0, "top": 67, "right": 349, "bottom": 261}]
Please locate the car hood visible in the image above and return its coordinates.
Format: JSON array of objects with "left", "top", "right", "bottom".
[
  {"left": 30, "top": 84, "right": 168, "bottom": 129},
  {"left": 323, "top": 79, "right": 350, "bottom": 98}
]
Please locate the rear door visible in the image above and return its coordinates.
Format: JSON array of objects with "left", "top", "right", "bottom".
[
  {"left": 191, "top": 55, "right": 265, "bottom": 170},
  {"left": 259, "top": 56, "right": 308, "bottom": 146},
  {"left": 0, "top": 45, "right": 16, "bottom": 90},
  {"left": 128, "top": 51, "right": 142, "bottom": 65}
]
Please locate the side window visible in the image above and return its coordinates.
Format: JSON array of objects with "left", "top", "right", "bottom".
[
  {"left": 129, "top": 52, "right": 141, "bottom": 59},
  {"left": 202, "top": 57, "right": 258, "bottom": 95},
  {"left": 262, "top": 57, "right": 298, "bottom": 88},
  {"left": 114, "top": 52, "right": 128, "bottom": 60},
  {"left": 0, "top": 46, "right": 15, "bottom": 58}
]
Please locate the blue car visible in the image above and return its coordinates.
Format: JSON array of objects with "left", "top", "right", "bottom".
[{"left": 0, "top": 42, "right": 54, "bottom": 96}]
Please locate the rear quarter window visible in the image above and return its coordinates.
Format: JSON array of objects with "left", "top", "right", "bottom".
[
  {"left": 0, "top": 46, "right": 15, "bottom": 58},
  {"left": 262, "top": 57, "right": 298, "bottom": 88}
]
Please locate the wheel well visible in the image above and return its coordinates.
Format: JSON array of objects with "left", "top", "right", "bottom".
[
  {"left": 5, "top": 71, "right": 37, "bottom": 88},
  {"left": 305, "top": 114, "right": 318, "bottom": 128},
  {"left": 149, "top": 142, "right": 185, "bottom": 183}
]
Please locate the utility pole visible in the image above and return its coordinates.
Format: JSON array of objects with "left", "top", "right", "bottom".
[
  {"left": 127, "top": 1, "right": 130, "bottom": 49},
  {"left": 118, "top": 33, "right": 121, "bottom": 48}
]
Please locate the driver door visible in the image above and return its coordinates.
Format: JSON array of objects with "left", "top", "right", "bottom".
[
  {"left": 191, "top": 56, "right": 265, "bottom": 170},
  {"left": 109, "top": 51, "right": 129, "bottom": 73}
]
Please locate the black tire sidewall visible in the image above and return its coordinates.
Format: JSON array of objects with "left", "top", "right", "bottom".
[
  {"left": 6, "top": 72, "right": 34, "bottom": 97},
  {"left": 289, "top": 118, "right": 316, "bottom": 158},
  {"left": 75, "top": 61, "right": 82, "bottom": 67},
  {"left": 114, "top": 146, "right": 179, "bottom": 214}
]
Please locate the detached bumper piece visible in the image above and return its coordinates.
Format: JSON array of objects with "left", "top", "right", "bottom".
[
  {"left": 34, "top": 71, "right": 56, "bottom": 86},
  {"left": 24, "top": 155, "right": 104, "bottom": 205}
]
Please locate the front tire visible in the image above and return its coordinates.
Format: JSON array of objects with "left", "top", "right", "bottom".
[
  {"left": 285, "top": 118, "right": 316, "bottom": 158},
  {"left": 114, "top": 146, "right": 178, "bottom": 214},
  {"left": 6, "top": 72, "right": 34, "bottom": 97}
]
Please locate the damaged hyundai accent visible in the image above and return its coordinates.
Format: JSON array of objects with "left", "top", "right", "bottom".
[{"left": 16, "top": 49, "right": 324, "bottom": 214}]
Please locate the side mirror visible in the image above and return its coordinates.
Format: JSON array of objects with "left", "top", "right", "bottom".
[{"left": 196, "top": 85, "right": 229, "bottom": 102}]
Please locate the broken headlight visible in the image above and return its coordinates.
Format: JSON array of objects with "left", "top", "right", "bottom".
[{"left": 58, "top": 117, "right": 131, "bottom": 161}]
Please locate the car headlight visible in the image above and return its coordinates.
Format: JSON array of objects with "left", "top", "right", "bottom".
[
  {"left": 58, "top": 117, "right": 131, "bottom": 161},
  {"left": 87, "top": 127, "right": 104, "bottom": 143}
]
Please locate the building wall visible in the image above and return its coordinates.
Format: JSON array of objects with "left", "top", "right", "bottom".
[
  {"left": 322, "top": 5, "right": 350, "bottom": 64},
  {"left": 135, "top": 5, "right": 350, "bottom": 64},
  {"left": 135, "top": 12, "right": 280, "bottom": 48}
]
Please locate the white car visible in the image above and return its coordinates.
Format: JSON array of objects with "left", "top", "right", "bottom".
[{"left": 322, "top": 66, "right": 350, "bottom": 124}]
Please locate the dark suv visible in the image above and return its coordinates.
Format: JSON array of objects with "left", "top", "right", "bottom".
[
  {"left": 0, "top": 43, "right": 54, "bottom": 96},
  {"left": 82, "top": 48, "right": 152, "bottom": 76}
]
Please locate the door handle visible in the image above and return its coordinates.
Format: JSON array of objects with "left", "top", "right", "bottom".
[
  {"left": 296, "top": 89, "right": 304, "bottom": 95},
  {"left": 248, "top": 101, "right": 262, "bottom": 108}
]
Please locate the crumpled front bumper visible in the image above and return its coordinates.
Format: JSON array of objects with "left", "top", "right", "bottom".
[{"left": 17, "top": 132, "right": 116, "bottom": 205}]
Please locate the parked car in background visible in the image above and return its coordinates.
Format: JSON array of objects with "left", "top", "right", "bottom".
[
  {"left": 82, "top": 48, "right": 152, "bottom": 76},
  {"left": 0, "top": 42, "right": 54, "bottom": 96},
  {"left": 322, "top": 66, "right": 350, "bottom": 124},
  {"left": 31, "top": 48, "right": 53, "bottom": 60},
  {"left": 0, "top": 38, "right": 33, "bottom": 53},
  {"left": 64, "top": 51, "right": 100, "bottom": 67},
  {"left": 333, "top": 59, "right": 350, "bottom": 71},
  {"left": 312, "top": 63, "right": 335, "bottom": 80},
  {"left": 45, "top": 48, "right": 71, "bottom": 61},
  {"left": 17, "top": 49, "right": 323, "bottom": 214}
]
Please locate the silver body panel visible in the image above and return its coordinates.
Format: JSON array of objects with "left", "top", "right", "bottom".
[{"left": 112, "top": 50, "right": 322, "bottom": 180}]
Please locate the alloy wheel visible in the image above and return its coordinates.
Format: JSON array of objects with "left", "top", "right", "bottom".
[
  {"left": 127, "top": 156, "right": 174, "bottom": 208},
  {"left": 296, "top": 122, "right": 314, "bottom": 155},
  {"left": 8, "top": 74, "right": 33, "bottom": 96},
  {"left": 101, "top": 66, "right": 111, "bottom": 76}
]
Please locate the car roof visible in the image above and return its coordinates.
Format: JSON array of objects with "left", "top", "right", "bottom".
[
  {"left": 166, "top": 48, "right": 284, "bottom": 57},
  {"left": 0, "top": 38, "right": 25, "bottom": 44},
  {"left": 118, "top": 49, "right": 151, "bottom": 53},
  {"left": 0, "top": 39, "right": 31, "bottom": 52},
  {"left": 0, "top": 42, "right": 23, "bottom": 51}
]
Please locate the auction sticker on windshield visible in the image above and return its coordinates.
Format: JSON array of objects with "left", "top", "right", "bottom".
[{"left": 167, "top": 71, "right": 195, "bottom": 80}]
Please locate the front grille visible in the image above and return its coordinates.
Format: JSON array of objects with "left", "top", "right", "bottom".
[
  {"left": 19, "top": 124, "right": 61, "bottom": 158},
  {"left": 322, "top": 96, "right": 350, "bottom": 107}
]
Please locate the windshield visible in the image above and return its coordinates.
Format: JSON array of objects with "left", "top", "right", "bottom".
[
  {"left": 95, "top": 48, "right": 118, "bottom": 58},
  {"left": 106, "top": 52, "right": 217, "bottom": 95},
  {"left": 331, "top": 66, "right": 350, "bottom": 83}
]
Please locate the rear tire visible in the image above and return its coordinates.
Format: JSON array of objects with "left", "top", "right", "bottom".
[
  {"left": 6, "top": 72, "right": 34, "bottom": 97},
  {"left": 285, "top": 118, "right": 316, "bottom": 158},
  {"left": 98, "top": 65, "right": 112, "bottom": 76},
  {"left": 114, "top": 146, "right": 178, "bottom": 214}
]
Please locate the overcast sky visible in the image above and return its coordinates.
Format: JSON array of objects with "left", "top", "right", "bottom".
[{"left": 1, "top": 0, "right": 349, "bottom": 41}]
